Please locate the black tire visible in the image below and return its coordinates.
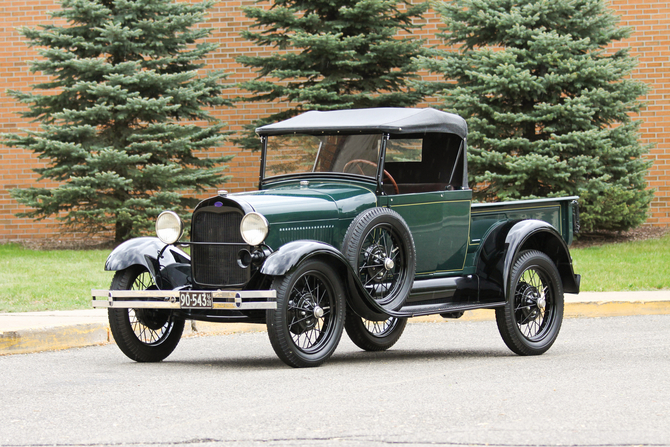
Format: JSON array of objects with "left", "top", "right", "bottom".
[
  {"left": 108, "top": 266, "right": 185, "bottom": 362},
  {"left": 267, "top": 259, "right": 346, "bottom": 368},
  {"left": 495, "top": 250, "right": 564, "bottom": 356},
  {"left": 345, "top": 307, "right": 407, "bottom": 351},
  {"left": 342, "top": 207, "right": 415, "bottom": 311}
]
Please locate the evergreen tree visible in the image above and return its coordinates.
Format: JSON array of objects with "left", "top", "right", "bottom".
[
  {"left": 3, "top": 0, "right": 231, "bottom": 242},
  {"left": 236, "top": 0, "right": 429, "bottom": 151},
  {"left": 422, "top": 0, "right": 653, "bottom": 232}
]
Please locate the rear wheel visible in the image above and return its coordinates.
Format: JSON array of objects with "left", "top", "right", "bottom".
[
  {"left": 495, "top": 250, "right": 564, "bottom": 356},
  {"left": 267, "top": 259, "right": 346, "bottom": 368},
  {"left": 345, "top": 307, "right": 407, "bottom": 351},
  {"left": 108, "top": 266, "right": 184, "bottom": 362}
]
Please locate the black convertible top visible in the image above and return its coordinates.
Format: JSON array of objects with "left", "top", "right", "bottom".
[{"left": 256, "top": 107, "right": 468, "bottom": 138}]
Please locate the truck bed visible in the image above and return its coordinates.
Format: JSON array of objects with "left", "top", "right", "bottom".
[{"left": 470, "top": 196, "right": 579, "bottom": 247}]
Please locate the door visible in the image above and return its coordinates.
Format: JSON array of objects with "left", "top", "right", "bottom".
[{"left": 386, "top": 189, "right": 471, "bottom": 276}]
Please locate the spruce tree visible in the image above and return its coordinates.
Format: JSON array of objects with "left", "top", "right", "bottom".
[
  {"left": 3, "top": 0, "right": 231, "bottom": 242},
  {"left": 423, "top": 0, "right": 653, "bottom": 232},
  {"left": 236, "top": 0, "right": 429, "bottom": 151}
]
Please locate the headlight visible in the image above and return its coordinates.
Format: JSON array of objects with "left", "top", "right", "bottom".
[
  {"left": 155, "top": 211, "right": 183, "bottom": 245},
  {"left": 240, "top": 212, "right": 269, "bottom": 246}
]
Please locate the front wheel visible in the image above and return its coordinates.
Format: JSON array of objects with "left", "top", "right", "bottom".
[
  {"left": 267, "top": 259, "right": 346, "bottom": 368},
  {"left": 108, "top": 266, "right": 184, "bottom": 362},
  {"left": 495, "top": 250, "right": 564, "bottom": 356},
  {"left": 345, "top": 307, "right": 407, "bottom": 351}
]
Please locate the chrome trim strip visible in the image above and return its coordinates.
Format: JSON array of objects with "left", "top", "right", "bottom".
[
  {"left": 92, "top": 290, "right": 180, "bottom": 298},
  {"left": 92, "top": 289, "right": 277, "bottom": 310},
  {"left": 93, "top": 300, "right": 179, "bottom": 309},
  {"left": 213, "top": 302, "right": 277, "bottom": 310},
  {"left": 211, "top": 291, "right": 277, "bottom": 299}
]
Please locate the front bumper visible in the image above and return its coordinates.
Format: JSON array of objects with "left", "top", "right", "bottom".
[{"left": 91, "top": 289, "right": 277, "bottom": 310}]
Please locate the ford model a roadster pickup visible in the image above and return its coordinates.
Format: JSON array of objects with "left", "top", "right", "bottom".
[{"left": 93, "top": 107, "right": 581, "bottom": 368}]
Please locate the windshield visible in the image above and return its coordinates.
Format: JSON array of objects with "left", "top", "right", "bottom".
[{"left": 264, "top": 134, "right": 382, "bottom": 179}]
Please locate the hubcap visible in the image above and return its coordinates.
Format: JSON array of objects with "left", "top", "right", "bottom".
[
  {"left": 289, "top": 293, "right": 318, "bottom": 334},
  {"left": 518, "top": 283, "right": 542, "bottom": 319},
  {"left": 364, "top": 245, "right": 389, "bottom": 282}
]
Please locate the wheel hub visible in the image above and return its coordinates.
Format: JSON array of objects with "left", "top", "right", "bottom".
[
  {"left": 289, "top": 293, "right": 319, "bottom": 335},
  {"left": 364, "top": 245, "right": 392, "bottom": 283},
  {"left": 517, "top": 283, "right": 543, "bottom": 321}
]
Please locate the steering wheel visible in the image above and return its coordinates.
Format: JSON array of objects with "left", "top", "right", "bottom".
[{"left": 343, "top": 159, "right": 399, "bottom": 195}]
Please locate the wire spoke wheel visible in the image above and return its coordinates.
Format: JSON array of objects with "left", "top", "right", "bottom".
[
  {"left": 358, "top": 224, "right": 405, "bottom": 305},
  {"left": 513, "top": 267, "right": 553, "bottom": 341},
  {"left": 126, "top": 271, "right": 173, "bottom": 346},
  {"left": 496, "top": 250, "right": 564, "bottom": 356},
  {"left": 286, "top": 271, "right": 333, "bottom": 352},
  {"left": 343, "top": 208, "right": 415, "bottom": 313},
  {"left": 345, "top": 307, "right": 407, "bottom": 352},
  {"left": 362, "top": 317, "right": 398, "bottom": 336},
  {"left": 267, "top": 259, "right": 345, "bottom": 367},
  {"left": 108, "top": 266, "right": 184, "bottom": 362}
]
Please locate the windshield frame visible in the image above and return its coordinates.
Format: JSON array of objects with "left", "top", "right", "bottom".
[{"left": 259, "top": 133, "right": 390, "bottom": 194}]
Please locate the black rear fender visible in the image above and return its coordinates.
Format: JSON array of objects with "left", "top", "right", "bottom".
[{"left": 476, "top": 220, "right": 580, "bottom": 302}]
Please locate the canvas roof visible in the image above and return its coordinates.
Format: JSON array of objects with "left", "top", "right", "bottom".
[{"left": 256, "top": 107, "right": 468, "bottom": 138}]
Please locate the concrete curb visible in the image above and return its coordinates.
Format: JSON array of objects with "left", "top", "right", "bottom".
[
  {"left": 0, "top": 324, "right": 110, "bottom": 355},
  {"left": 0, "top": 318, "right": 268, "bottom": 356},
  {"left": 2, "top": 292, "right": 669, "bottom": 356}
]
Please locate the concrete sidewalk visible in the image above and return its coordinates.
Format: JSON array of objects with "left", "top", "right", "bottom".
[{"left": 1, "top": 291, "right": 669, "bottom": 356}]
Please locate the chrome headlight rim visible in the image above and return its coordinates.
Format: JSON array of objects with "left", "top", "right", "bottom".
[
  {"left": 155, "top": 211, "right": 184, "bottom": 245},
  {"left": 240, "top": 212, "right": 269, "bottom": 246}
]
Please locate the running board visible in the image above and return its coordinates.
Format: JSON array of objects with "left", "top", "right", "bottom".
[{"left": 395, "top": 301, "right": 506, "bottom": 318}]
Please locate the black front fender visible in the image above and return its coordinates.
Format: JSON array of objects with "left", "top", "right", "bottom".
[
  {"left": 105, "top": 237, "right": 191, "bottom": 289},
  {"left": 260, "top": 240, "right": 348, "bottom": 277},
  {"left": 260, "top": 240, "right": 392, "bottom": 320}
]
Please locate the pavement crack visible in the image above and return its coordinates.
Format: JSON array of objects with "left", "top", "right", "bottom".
[{"left": 3, "top": 438, "right": 669, "bottom": 447}]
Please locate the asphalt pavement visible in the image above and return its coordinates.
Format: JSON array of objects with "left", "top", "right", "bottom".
[
  {"left": 1, "top": 290, "right": 669, "bottom": 356},
  {"left": 2, "top": 314, "right": 670, "bottom": 446}
]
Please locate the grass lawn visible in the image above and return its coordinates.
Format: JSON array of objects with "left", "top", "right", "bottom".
[
  {"left": 570, "top": 233, "right": 670, "bottom": 292},
  {"left": 0, "top": 233, "right": 668, "bottom": 312},
  {"left": 0, "top": 244, "right": 113, "bottom": 313}
]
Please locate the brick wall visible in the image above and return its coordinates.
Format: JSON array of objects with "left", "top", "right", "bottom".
[
  {"left": 610, "top": 0, "right": 670, "bottom": 226},
  {"left": 0, "top": 0, "right": 668, "bottom": 243}
]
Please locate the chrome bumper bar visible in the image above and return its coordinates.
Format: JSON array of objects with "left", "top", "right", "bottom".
[{"left": 91, "top": 289, "right": 277, "bottom": 310}]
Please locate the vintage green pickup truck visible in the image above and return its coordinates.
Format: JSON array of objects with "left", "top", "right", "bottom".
[{"left": 93, "top": 107, "right": 580, "bottom": 368}]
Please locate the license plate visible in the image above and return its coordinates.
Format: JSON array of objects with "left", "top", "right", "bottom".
[{"left": 179, "top": 291, "right": 213, "bottom": 309}]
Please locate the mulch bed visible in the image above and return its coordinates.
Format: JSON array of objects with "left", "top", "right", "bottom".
[
  {"left": 571, "top": 226, "right": 669, "bottom": 248},
  {"left": 10, "top": 238, "right": 117, "bottom": 251}
]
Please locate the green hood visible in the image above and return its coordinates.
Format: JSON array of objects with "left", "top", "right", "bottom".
[
  {"left": 233, "top": 181, "right": 378, "bottom": 249},
  {"left": 237, "top": 182, "right": 376, "bottom": 222}
]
